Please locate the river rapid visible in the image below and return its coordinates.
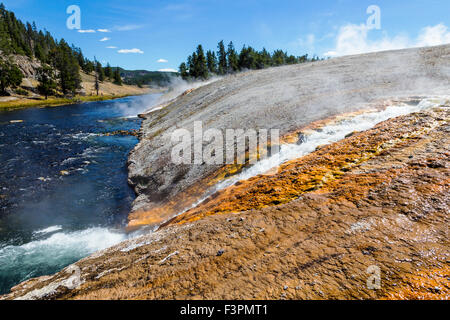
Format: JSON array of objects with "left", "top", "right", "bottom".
[{"left": 0, "top": 94, "right": 160, "bottom": 294}]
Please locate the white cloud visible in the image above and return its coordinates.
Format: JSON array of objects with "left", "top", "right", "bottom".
[
  {"left": 324, "top": 23, "right": 450, "bottom": 57},
  {"left": 157, "top": 59, "right": 168, "bottom": 63},
  {"left": 416, "top": 24, "right": 450, "bottom": 47},
  {"left": 114, "top": 24, "right": 143, "bottom": 31},
  {"left": 106, "top": 46, "right": 117, "bottom": 49},
  {"left": 97, "top": 29, "right": 110, "bottom": 33},
  {"left": 78, "top": 29, "right": 96, "bottom": 33},
  {"left": 118, "top": 48, "right": 144, "bottom": 54},
  {"left": 100, "top": 37, "right": 111, "bottom": 42},
  {"left": 158, "top": 68, "right": 177, "bottom": 73}
]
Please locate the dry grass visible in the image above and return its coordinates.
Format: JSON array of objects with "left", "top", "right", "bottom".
[
  {"left": 0, "top": 94, "right": 135, "bottom": 110},
  {"left": 0, "top": 71, "right": 153, "bottom": 110}
]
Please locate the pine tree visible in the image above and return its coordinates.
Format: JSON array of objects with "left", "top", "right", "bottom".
[
  {"left": 195, "top": 45, "right": 208, "bottom": 79},
  {"left": 113, "top": 68, "right": 122, "bottom": 85},
  {"left": 260, "top": 48, "right": 272, "bottom": 68},
  {"left": 238, "top": 46, "right": 257, "bottom": 70},
  {"left": 188, "top": 53, "right": 197, "bottom": 78},
  {"left": 84, "top": 59, "right": 95, "bottom": 74},
  {"left": 95, "top": 61, "right": 105, "bottom": 82},
  {"left": 179, "top": 62, "right": 188, "bottom": 80},
  {"left": 36, "top": 65, "right": 57, "bottom": 99},
  {"left": 0, "top": 58, "right": 23, "bottom": 94},
  {"left": 206, "top": 50, "right": 217, "bottom": 74},
  {"left": 217, "top": 40, "right": 227, "bottom": 75},
  {"left": 272, "top": 50, "right": 287, "bottom": 66},
  {"left": 54, "top": 39, "right": 81, "bottom": 95},
  {"left": 227, "top": 41, "right": 239, "bottom": 73},
  {"left": 104, "top": 63, "right": 112, "bottom": 80}
]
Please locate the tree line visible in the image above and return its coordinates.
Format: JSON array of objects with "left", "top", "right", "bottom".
[
  {"left": 179, "top": 40, "right": 321, "bottom": 80},
  {"left": 0, "top": 3, "right": 122, "bottom": 97}
]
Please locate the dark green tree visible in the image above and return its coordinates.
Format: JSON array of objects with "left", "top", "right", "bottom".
[
  {"left": 95, "top": 61, "right": 105, "bottom": 82},
  {"left": 217, "top": 40, "right": 227, "bottom": 75},
  {"left": 52, "top": 39, "right": 81, "bottom": 95},
  {"left": 104, "top": 63, "right": 112, "bottom": 80},
  {"left": 113, "top": 68, "right": 122, "bottom": 85},
  {"left": 84, "top": 59, "right": 95, "bottom": 74},
  {"left": 179, "top": 62, "right": 188, "bottom": 80},
  {"left": 206, "top": 50, "right": 217, "bottom": 74},
  {"left": 188, "top": 53, "right": 197, "bottom": 78},
  {"left": 238, "top": 46, "right": 257, "bottom": 70},
  {"left": 0, "top": 58, "right": 23, "bottom": 95},
  {"left": 36, "top": 64, "right": 57, "bottom": 99},
  {"left": 194, "top": 45, "right": 208, "bottom": 79},
  {"left": 272, "top": 50, "right": 287, "bottom": 66},
  {"left": 258, "top": 48, "right": 272, "bottom": 68},
  {"left": 227, "top": 41, "right": 239, "bottom": 73},
  {"left": 179, "top": 40, "right": 312, "bottom": 80}
]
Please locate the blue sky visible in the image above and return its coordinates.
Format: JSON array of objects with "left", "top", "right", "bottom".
[{"left": 2, "top": 0, "right": 449, "bottom": 71}]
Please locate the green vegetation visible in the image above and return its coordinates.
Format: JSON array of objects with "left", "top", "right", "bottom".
[
  {"left": 14, "top": 88, "right": 28, "bottom": 96},
  {"left": 120, "top": 69, "right": 177, "bottom": 87},
  {"left": 113, "top": 68, "right": 123, "bottom": 86},
  {"left": 0, "top": 3, "right": 124, "bottom": 97},
  {"left": 0, "top": 93, "right": 136, "bottom": 110},
  {"left": 36, "top": 65, "right": 57, "bottom": 99},
  {"left": 104, "top": 63, "right": 112, "bottom": 80},
  {"left": 95, "top": 60, "right": 105, "bottom": 82},
  {"left": 181, "top": 40, "right": 320, "bottom": 80},
  {"left": 0, "top": 58, "right": 23, "bottom": 94}
]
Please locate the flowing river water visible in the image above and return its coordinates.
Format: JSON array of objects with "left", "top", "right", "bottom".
[
  {"left": 0, "top": 93, "right": 446, "bottom": 295},
  {"left": 0, "top": 94, "right": 160, "bottom": 294}
]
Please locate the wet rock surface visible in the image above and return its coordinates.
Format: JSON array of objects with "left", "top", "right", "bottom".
[
  {"left": 2, "top": 108, "right": 448, "bottom": 300},
  {"left": 103, "top": 130, "right": 139, "bottom": 137},
  {"left": 128, "top": 44, "right": 450, "bottom": 226}
]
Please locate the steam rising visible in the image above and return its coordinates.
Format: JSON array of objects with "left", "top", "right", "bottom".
[{"left": 112, "top": 76, "right": 221, "bottom": 118}]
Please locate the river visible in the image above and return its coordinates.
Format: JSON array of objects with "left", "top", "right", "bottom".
[{"left": 0, "top": 94, "right": 160, "bottom": 294}]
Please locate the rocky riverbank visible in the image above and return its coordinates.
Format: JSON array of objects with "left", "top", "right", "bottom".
[{"left": 1, "top": 106, "right": 448, "bottom": 300}]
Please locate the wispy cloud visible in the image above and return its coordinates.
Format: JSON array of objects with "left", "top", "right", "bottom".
[
  {"left": 106, "top": 46, "right": 117, "bottom": 49},
  {"left": 100, "top": 37, "right": 111, "bottom": 42},
  {"left": 164, "top": 4, "right": 189, "bottom": 11},
  {"left": 78, "top": 29, "right": 96, "bottom": 33},
  {"left": 324, "top": 23, "right": 450, "bottom": 57},
  {"left": 118, "top": 48, "right": 144, "bottom": 54},
  {"left": 158, "top": 68, "right": 178, "bottom": 72},
  {"left": 157, "top": 59, "right": 168, "bottom": 63},
  {"left": 297, "top": 34, "right": 316, "bottom": 50},
  {"left": 114, "top": 24, "right": 143, "bottom": 31},
  {"left": 162, "top": 3, "right": 194, "bottom": 20},
  {"left": 97, "top": 29, "right": 110, "bottom": 33}
]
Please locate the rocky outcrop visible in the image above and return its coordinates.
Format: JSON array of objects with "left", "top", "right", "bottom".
[
  {"left": 9, "top": 54, "right": 42, "bottom": 79},
  {"left": 128, "top": 44, "right": 450, "bottom": 227},
  {"left": 2, "top": 107, "right": 448, "bottom": 300}
]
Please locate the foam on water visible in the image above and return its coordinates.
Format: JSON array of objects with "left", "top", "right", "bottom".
[
  {"left": 0, "top": 227, "right": 127, "bottom": 286},
  {"left": 33, "top": 225, "right": 62, "bottom": 235}
]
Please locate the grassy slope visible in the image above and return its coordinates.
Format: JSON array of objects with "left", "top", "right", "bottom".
[{"left": 0, "top": 72, "right": 154, "bottom": 110}]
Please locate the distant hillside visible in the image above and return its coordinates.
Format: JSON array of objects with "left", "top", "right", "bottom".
[
  {"left": 119, "top": 68, "right": 179, "bottom": 87},
  {"left": 0, "top": 3, "right": 93, "bottom": 94},
  {"left": 0, "top": 3, "right": 152, "bottom": 98}
]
